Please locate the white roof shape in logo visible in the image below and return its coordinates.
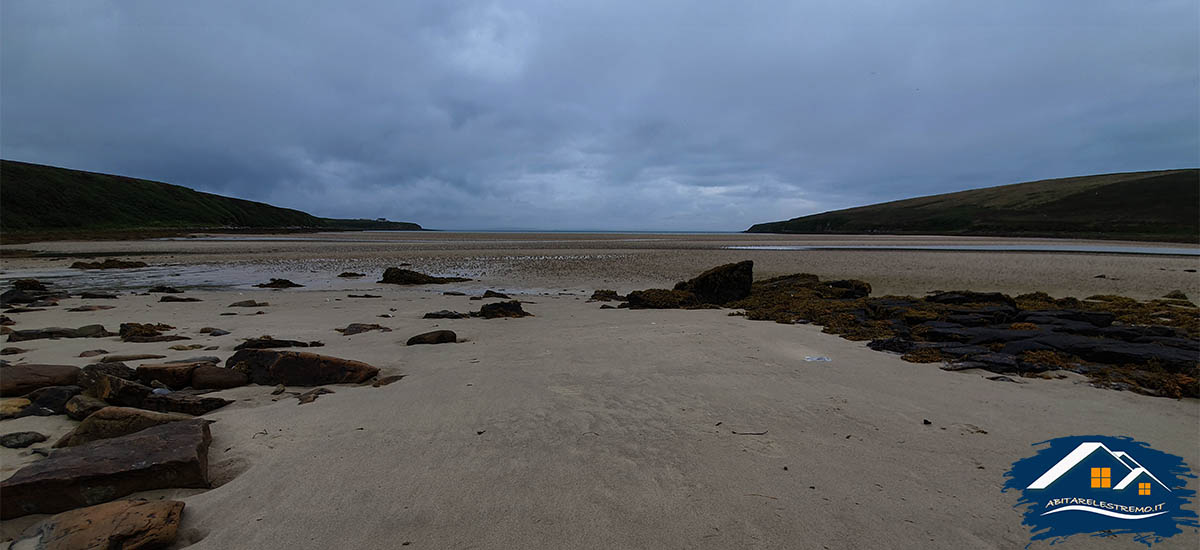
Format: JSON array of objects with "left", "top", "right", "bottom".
[{"left": 1026, "top": 442, "right": 1171, "bottom": 491}]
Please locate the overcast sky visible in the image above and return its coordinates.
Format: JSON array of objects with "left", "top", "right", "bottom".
[{"left": 2, "top": 1, "right": 1197, "bottom": 230}]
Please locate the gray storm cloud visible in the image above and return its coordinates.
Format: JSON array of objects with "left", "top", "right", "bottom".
[{"left": 2, "top": 1, "right": 1197, "bottom": 230}]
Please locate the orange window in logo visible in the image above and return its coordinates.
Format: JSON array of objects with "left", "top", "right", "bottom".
[
  {"left": 1090, "top": 467, "right": 1111, "bottom": 488},
  {"left": 1139, "top": 482, "right": 1151, "bottom": 496}
]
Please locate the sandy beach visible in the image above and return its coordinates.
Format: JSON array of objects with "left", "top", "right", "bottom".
[{"left": 1, "top": 233, "right": 1197, "bottom": 549}]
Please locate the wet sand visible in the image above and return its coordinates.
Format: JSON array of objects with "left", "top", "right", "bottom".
[{"left": 0, "top": 233, "right": 1197, "bottom": 549}]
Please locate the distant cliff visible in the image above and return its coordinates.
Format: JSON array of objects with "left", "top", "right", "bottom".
[
  {"left": 747, "top": 170, "right": 1199, "bottom": 243},
  {"left": 0, "top": 160, "right": 422, "bottom": 237}
]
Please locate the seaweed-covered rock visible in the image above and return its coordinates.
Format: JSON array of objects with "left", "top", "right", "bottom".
[
  {"left": 475, "top": 300, "right": 533, "bottom": 318},
  {"left": 626, "top": 289, "right": 699, "bottom": 309},
  {"left": 672, "top": 260, "right": 753, "bottom": 304},
  {"left": 926, "top": 291, "right": 1016, "bottom": 308},
  {"left": 378, "top": 268, "right": 471, "bottom": 285},
  {"left": 588, "top": 289, "right": 625, "bottom": 302},
  {"left": 119, "top": 323, "right": 187, "bottom": 343}
]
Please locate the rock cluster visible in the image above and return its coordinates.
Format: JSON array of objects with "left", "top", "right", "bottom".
[{"left": 621, "top": 261, "right": 753, "bottom": 309}]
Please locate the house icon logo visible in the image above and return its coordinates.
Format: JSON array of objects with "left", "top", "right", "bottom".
[{"left": 1004, "top": 436, "right": 1198, "bottom": 546}]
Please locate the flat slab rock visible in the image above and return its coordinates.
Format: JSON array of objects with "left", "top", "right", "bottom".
[
  {"left": 0, "top": 364, "right": 80, "bottom": 397},
  {"left": 225, "top": 349, "right": 379, "bottom": 386},
  {"left": 11, "top": 499, "right": 185, "bottom": 550},
  {"left": 0, "top": 420, "right": 211, "bottom": 519}
]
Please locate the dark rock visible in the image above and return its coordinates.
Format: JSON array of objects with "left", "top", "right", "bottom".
[
  {"left": 190, "top": 365, "right": 248, "bottom": 390},
  {"left": 337, "top": 272, "right": 366, "bottom": 278},
  {"left": 147, "top": 285, "right": 183, "bottom": 293},
  {"left": 64, "top": 394, "right": 109, "bottom": 421},
  {"left": 141, "top": 393, "right": 232, "bottom": 415},
  {"left": 12, "top": 279, "right": 47, "bottom": 291},
  {"left": 626, "top": 289, "right": 699, "bottom": 309},
  {"left": 0, "top": 431, "right": 47, "bottom": 449},
  {"left": 78, "top": 349, "right": 108, "bottom": 358},
  {"left": 208, "top": 329, "right": 231, "bottom": 336},
  {"left": 0, "top": 420, "right": 211, "bottom": 519},
  {"left": 588, "top": 289, "right": 625, "bottom": 302},
  {"left": 423, "top": 310, "right": 469, "bottom": 319},
  {"left": 96, "top": 354, "right": 164, "bottom": 363},
  {"left": 378, "top": 268, "right": 471, "bottom": 285},
  {"left": 672, "top": 260, "right": 753, "bottom": 304},
  {"left": 406, "top": 330, "right": 457, "bottom": 345},
  {"left": 482, "top": 290, "right": 510, "bottom": 299},
  {"left": 1, "top": 346, "right": 29, "bottom": 355},
  {"left": 254, "top": 278, "right": 303, "bottom": 288},
  {"left": 69, "top": 259, "right": 148, "bottom": 270},
  {"left": 1026, "top": 333, "right": 1199, "bottom": 370},
  {"left": 347, "top": 294, "right": 381, "bottom": 298},
  {"left": 9, "top": 499, "right": 185, "bottom": 550},
  {"left": 23, "top": 385, "right": 83, "bottom": 416},
  {"left": 55, "top": 406, "right": 196, "bottom": 447},
  {"left": 962, "top": 353, "right": 1019, "bottom": 372},
  {"left": 159, "top": 295, "right": 201, "bottom": 303},
  {"left": 78, "top": 362, "right": 138, "bottom": 394},
  {"left": 0, "top": 365, "right": 80, "bottom": 397},
  {"left": 165, "top": 356, "right": 220, "bottom": 364},
  {"left": 66, "top": 305, "right": 116, "bottom": 312},
  {"left": 475, "top": 300, "right": 533, "bottom": 318},
  {"left": 0, "top": 315, "right": 13, "bottom": 325},
  {"left": 335, "top": 323, "right": 392, "bottom": 336},
  {"left": 442, "top": 291, "right": 467, "bottom": 296},
  {"left": 815, "top": 279, "right": 872, "bottom": 300},
  {"left": 926, "top": 291, "right": 1016, "bottom": 308},
  {"left": 225, "top": 349, "right": 380, "bottom": 386},
  {"left": 1014, "top": 309, "right": 1114, "bottom": 327},
  {"left": 233, "top": 336, "right": 323, "bottom": 350},
  {"left": 229, "top": 300, "right": 269, "bottom": 307},
  {"left": 6, "top": 324, "right": 112, "bottom": 342}
]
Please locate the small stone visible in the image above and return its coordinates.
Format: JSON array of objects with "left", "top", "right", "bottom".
[
  {"left": 0, "top": 431, "right": 48, "bottom": 449},
  {"left": 406, "top": 330, "right": 457, "bottom": 345}
]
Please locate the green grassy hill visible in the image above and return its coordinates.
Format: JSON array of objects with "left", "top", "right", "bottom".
[
  {"left": 0, "top": 160, "right": 421, "bottom": 237},
  {"left": 747, "top": 170, "right": 1199, "bottom": 242}
]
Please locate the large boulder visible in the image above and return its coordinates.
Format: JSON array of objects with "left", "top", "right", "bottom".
[
  {"left": 0, "top": 364, "right": 80, "bottom": 396},
  {"left": 5, "top": 325, "right": 111, "bottom": 342},
  {"left": 225, "top": 349, "right": 379, "bottom": 386},
  {"left": 190, "top": 365, "right": 249, "bottom": 390},
  {"left": 0, "top": 420, "right": 211, "bottom": 519},
  {"left": 672, "top": 260, "right": 753, "bottom": 305},
  {"left": 406, "top": 330, "right": 457, "bottom": 345},
  {"left": 55, "top": 406, "right": 196, "bottom": 448},
  {"left": 378, "top": 268, "right": 471, "bottom": 285},
  {"left": 9, "top": 499, "right": 185, "bottom": 550},
  {"left": 625, "top": 289, "right": 699, "bottom": 309}
]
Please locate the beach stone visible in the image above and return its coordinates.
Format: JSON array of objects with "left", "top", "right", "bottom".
[
  {"left": 208, "top": 329, "right": 230, "bottom": 336},
  {"left": 0, "top": 364, "right": 81, "bottom": 396},
  {"left": 190, "top": 365, "right": 248, "bottom": 390},
  {"left": 147, "top": 285, "right": 183, "bottom": 293},
  {"left": 254, "top": 278, "right": 303, "bottom": 288},
  {"left": 482, "top": 290, "right": 510, "bottom": 299},
  {"left": 79, "top": 292, "right": 119, "bottom": 299},
  {"left": 226, "top": 349, "right": 380, "bottom": 386},
  {"left": 378, "top": 267, "right": 471, "bottom": 285},
  {"left": 119, "top": 322, "right": 187, "bottom": 343},
  {"left": 337, "top": 272, "right": 366, "bottom": 278},
  {"left": 0, "top": 431, "right": 47, "bottom": 448},
  {"left": 10, "top": 498, "right": 185, "bottom": 550},
  {"left": 0, "top": 398, "right": 32, "bottom": 419},
  {"left": 55, "top": 406, "right": 196, "bottom": 448},
  {"left": 672, "top": 260, "right": 753, "bottom": 304},
  {"left": 335, "top": 323, "right": 392, "bottom": 336},
  {"left": 442, "top": 291, "right": 466, "bottom": 296},
  {"left": 22, "top": 385, "right": 83, "bottom": 416},
  {"left": 166, "top": 356, "right": 221, "bottom": 364},
  {"left": 136, "top": 362, "right": 205, "bottom": 390},
  {"left": 0, "top": 419, "right": 210, "bottom": 519},
  {"left": 475, "top": 300, "right": 532, "bottom": 318},
  {"left": 406, "top": 330, "right": 457, "bottom": 346},
  {"left": 12, "top": 279, "right": 47, "bottom": 291},
  {"left": 626, "top": 289, "right": 699, "bottom": 309},
  {"left": 423, "top": 310, "right": 469, "bottom": 319},
  {"left": 229, "top": 300, "right": 269, "bottom": 307},
  {"left": 65, "top": 394, "right": 110, "bottom": 421},
  {"left": 141, "top": 393, "right": 232, "bottom": 416},
  {"left": 78, "top": 349, "right": 109, "bottom": 358},
  {"left": 159, "top": 295, "right": 201, "bottom": 303},
  {"left": 79, "top": 362, "right": 138, "bottom": 393},
  {"left": 5, "top": 325, "right": 111, "bottom": 342},
  {"left": 91, "top": 374, "right": 154, "bottom": 407},
  {"left": 67, "top": 305, "right": 116, "bottom": 312},
  {"left": 1, "top": 346, "right": 30, "bottom": 355}
]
